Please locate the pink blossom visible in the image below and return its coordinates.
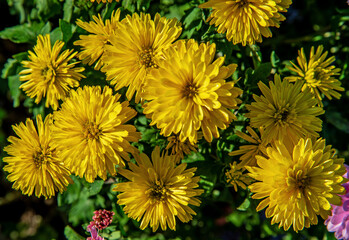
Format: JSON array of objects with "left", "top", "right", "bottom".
[
  {"left": 92, "top": 209, "right": 114, "bottom": 230},
  {"left": 87, "top": 225, "right": 104, "bottom": 240},
  {"left": 325, "top": 165, "right": 349, "bottom": 240}
]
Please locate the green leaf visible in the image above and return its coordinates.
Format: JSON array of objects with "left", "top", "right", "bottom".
[
  {"left": 95, "top": 194, "right": 106, "bottom": 208},
  {"left": 68, "top": 192, "right": 95, "bottom": 225},
  {"left": 183, "top": 7, "right": 201, "bottom": 27},
  {"left": 136, "top": 0, "right": 151, "bottom": 11},
  {"left": 108, "top": 231, "right": 121, "bottom": 240},
  {"left": 8, "top": 0, "right": 27, "bottom": 23},
  {"left": 137, "top": 115, "right": 148, "bottom": 126},
  {"left": 182, "top": 151, "right": 205, "bottom": 164},
  {"left": 122, "top": 0, "right": 136, "bottom": 12},
  {"left": 57, "top": 175, "right": 82, "bottom": 206},
  {"left": 60, "top": 19, "right": 74, "bottom": 43},
  {"left": 248, "top": 62, "right": 272, "bottom": 86},
  {"left": 84, "top": 180, "right": 104, "bottom": 196},
  {"left": 63, "top": 0, "right": 74, "bottom": 22},
  {"left": 1, "top": 58, "right": 17, "bottom": 79},
  {"left": 35, "top": 0, "right": 61, "bottom": 20},
  {"left": 140, "top": 128, "right": 157, "bottom": 141},
  {"left": 1, "top": 52, "right": 28, "bottom": 80},
  {"left": 226, "top": 211, "right": 248, "bottom": 227},
  {"left": 0, "top": 21, "right": 51, "bottom": 44},
  {"left": 0, "top": 24, "right": 36, "bottom": 44},
  {"left": 39, "top": 22, "right": 52, "bottom": 36},
  {"left": 262, "top": 222, "right": 277, "bottom": 237},
  {"left": 50, "top": 27, "right": 63, "bottom": 43},
  {"left": 23, "top": 97, "right": 44, "bottom": 117},
  {"left": 326, "top": 111, "right": 349, "bottom": 134},
  {"left": 182, "top": 7, "right": 203, "bottom": 38},
  {"left": 244, "top": 67, "right": 253, "bottom": 86},
  {"left": 12, "top": 52, "right": 28, "bottom": 62},
  {"left": 64, "top": 225, "right": 84, "bottom": 240},
  {"left": 8, "top": 75, "right": 21, "bottom": 108},
  {"left": 237, "top": 198, "right": 250, "bottom": 211},
  {"left": 270, "top": 51, "right": 280, "bottom": 68},
  {"left": 165, "top": 3, "right": 191, "bottom": 20}
]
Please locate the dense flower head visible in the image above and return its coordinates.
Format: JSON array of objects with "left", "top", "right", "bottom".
[
  {"left": 245, "top": 74, "right": 324, "bottom": 144},
  {"left": 199, "top": 0, "right": 292, "bottom": 46},
  {"left": 325, "top": 165, "right": 349, "bottom": 240},
  {"left": 286, "top": 45, "right": 344, "bottom": 107},
  {"left": 248, "top": 138, "right": 347, "bottom": 232},
  {"left": 166, "top": 135, "right": 198, "bottom": 164},
  {"left": 91, "top": 209, "right": 115, "bottom": 230},
  {"left": 225, "top": 162, "right": 251, "bottom": 191},
  {"left": 19, "top": 34, "right": 85, "bottom": 110},
  {"left": 142, "top": 39, "right": 242, "bottom": 145},
  {"left": 113, "top": 146, "right": 204, "bottom": 231},
  {"left": 229, "top": 126, "right": 267, "bottom": 167},
  {"left": 3, "top": 114, "right": 72, "bottom": 198},
  {"left": 101, "top": 12, "right": 182, "bottom": 103},
  {"left": 53, "top": 85, "right": 141, "bottom": 183},
  {"left": 74, "top": 10, "right": 121, "bottom": 70}
]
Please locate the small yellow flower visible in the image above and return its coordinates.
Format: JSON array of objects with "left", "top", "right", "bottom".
[
  {"left": 166, "top": 135, "right": 198, "bottom": 164},
  {"left": 225, "top": 162, "right": 251, "bottom": 191},
  {"left": 3, "top": 114, "right": 73, "bottom": 198},
  {"left": 20, "top": 34, "right": 85, "bottom": 110},
  {"left": 114, "top": 146, "right": 203, "bottom": 231},
  {"left": 74, "top": 10, "right": 121, "bottom": 70},
  {"left": 142, "top": 39, "right": 242, "bottom": 144},
  {"left": 199, "top": 0, "right": 292, "bottom": 46},
  {"left": 245, "top": 74, "right": 324, "bottom": 144},
  {"left": 101, "top": 12, "right": 182, "bottom": 103},
  {"left": 248, "top": 138, "right": 347, "bottom": 232},
  {"left": 229, "top": 126, "right": 267, "bottom": 167},
  {"left": 53, "top": 86, "right": 141, "bottom": 183},
  {"left": 286, "top": 45, "right": 344, "bottom": 107}
]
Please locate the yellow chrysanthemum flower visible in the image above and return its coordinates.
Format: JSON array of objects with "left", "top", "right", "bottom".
[
  {"left": 247, "top": 138, "right": 347, "bottom": 232},
  {"left": 245, "top": 75, "right": 324, "bottom": 144},
  {"left": 199, "top": 0, "right": 292, "bottom": 46},
  {"left": 229, "top": 126, "right": 267, "bottom": 167},
  {"left": 19, "top": 34, "right": 85, "bottom": 110},
  {"left": 74, "top": 10, "right": 121, "bottom": 70},
  {"left": 3, "top": 114, "right": 73, "bottom": 199},
  {"left": 286, "top": 45, "right": 344, "bottom": 107},
  {"left": 142, "top": 39, "right": 242, "bottom": 144},
  {"left": 225, "top": 162, "right": 251, "bottom": 191},
  {"left": 113, "top": 146, "right": 203, "bottom": 231},
  {"left": 166, "top": 135, "right": 198, "bottom": 164},
  {"left": 101, "top": 12, "right": 182, "bottom": 103},
  {"left": 53, "top": 86, "right": 141, "bottom": 183}
]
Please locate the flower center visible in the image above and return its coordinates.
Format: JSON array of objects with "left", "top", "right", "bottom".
[
  {"left": 149, "top": 183, "right": 167, "bottom": 202},
  {"left": 295, "top": 176, "right": 310, "bottom": 191},
  {"left": 287, "top": 168, "right": 311, "bottom": 195},
  {"left": 41, "top": 64, "right": 56, "bottom": 82},
  {"left": 236, "top": 0, "right": 249, "bottom": 8},
  {"left": 294, "top": 170, "right": 310, "bottom": 191},
  {"left": 84, "top": 122, "right": 101, "bottom": 140},
  {"left": 33, "top": 149, "right": 52, "bottom": 168},
  {"left": 306, "top": 67, "right": 329, "bottom": 87},
  {"left": 274, "top": 106, "right": 294, "bottom": 125},
  {"left": 138, "top": 48, "right": 158, "bottom": 69},
  {"left": 183, "top": 82, "right": 199, "bottom": 98}
]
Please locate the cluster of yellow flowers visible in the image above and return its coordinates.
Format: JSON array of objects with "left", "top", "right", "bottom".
[
  {"left": 229, "top": 74, "right": 346, "bottom": 232},
  {"left": 2, "top": 0, "right": 347, "bottom": 234}
]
